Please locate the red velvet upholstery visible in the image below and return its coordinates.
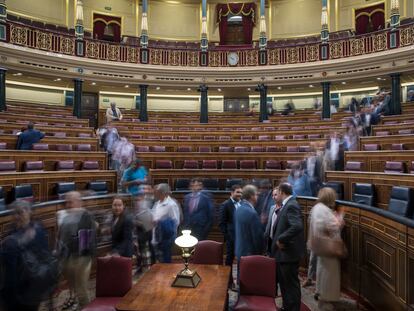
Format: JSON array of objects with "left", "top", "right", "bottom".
[
  {"left": 82, "top": 257, "right": 132, "bottom": 311},
  {"left": 250, "top": 146, "right": 263, "bottom": 152},
  {"left": 136, "top": 146, "right": 150, "bottom": 152},
  {"left": 32, "top": 143, "right": 49, "bottom": 150},
  {"left": 0, "top": 142, "right": 6, "bottom": 150},
  {"left": 363, "top": 144, "right": 379, "bottom": 151},
  {"left": 308, "top": 134, "right": 320, "bottom": 139},
  {"left": 375, "top": 131, "right": 389, "bottom": 136},
  {"left": 285, "top": 160, "right": 298, "bottom": 169},
  {"left": 161, "top": 136, "right": 173, "bottom": 140},
  {"left": 78, "top": 133, "right": 92, "bottom": 138},
  {"left": 345, "top": 161, "right": 362, "bottom": 171},
  {"left": 219, "top": 136, "right": 231, "bottom": 140},
  {"left": 391, "top": 144, "right": 405, "bottom": 151},
  {"left": 235, "top": 147, "right": 249, "bottom": 152},
  {"left": 151, "top": 146, "right": 166, "bottom": 152},
  {"left": 155, "top": 160, "right": 173, "bottom": 169},
  {"left": 293, "top": 134, "right": 305, "bottom": 140},
  {"left": 202, "top": 160, "right": 218, "bottom": 169},
  {"left": 76, "top": 144, "right": 92, "bottom": 152},
  {"left": 183, "top": 160, "right": 199, "bottom": 169},
  {"left": 54, "top": 132, "right": 67, "bottom": 138},
  {"left": 0, "top": 161, "right": 16, "bottom": 172},
  {"left": 198, "top": 146, "right": 211, "bottom": 152},
  {"left": 398, "top": 129, "right": 413, "bottom": 135},
  {"left": 299, "top": 146, "right": 311, "bottom": 152},
  {"left": 82, "top": 161, "right": 100, "bottom": 170},
  {"left": 265, "top": 146, "right": 279, "bottom": 152},
  {"left": 286, "top": 146, "right": 299, "bottom": 152},
  {"left": 192, "top": 240, "right": 223, "bottom": 265},
  {"left": 241, "top": 136, "right": 253, "bottom": 140},
  {"left": 411, "top": 161, "right": 414, "bottom": 174},
  {"left": 219, "top": 146, "right": 233, "bottom": 152},
  {"left": 384, "top": 161, "right": 405, "bottom": 174},
  {"left": 222, "top": 160, "right": 237, "bottom": 169},
  {"left": 56, "top": 160, "right": 75, "bottom": 171},
  {"left": 56, "top": 144, "right": 73, "bottom": 151},
  {"left": 265, "top": 160, "right": 282, "bottom": 170},
  {"left": 234, "top": 255, "right": 277, "bottom": 311},
  {"left": 258, "top": 135, "right": 271, "bottom": 141},
  {"left": 178, "top": 136, "right": 190, "bottom": 140},
  {"left": 177, "top": 146, "right": 192, "bottom": 152},
  {"left": 23, "top": 161, "right": 44, "bottom": 172},
  {"left": 274, "top": 135, "right": 285, "bottom": 140},
  {"left": 240, "top": 160, "right": 257, "bottom": 170}
]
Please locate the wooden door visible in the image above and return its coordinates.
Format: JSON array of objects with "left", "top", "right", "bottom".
[{"left": 82, "top": 92, "right": 99, "bottom": 128}]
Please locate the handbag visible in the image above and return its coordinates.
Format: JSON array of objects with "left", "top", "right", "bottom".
[{"left": 309, "top": 234, "right": 347, "bottom": 258}]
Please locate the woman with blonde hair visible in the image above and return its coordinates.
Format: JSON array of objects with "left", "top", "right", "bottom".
[{"left": 308, "top": 187, "right": 345, "bottom": 309}]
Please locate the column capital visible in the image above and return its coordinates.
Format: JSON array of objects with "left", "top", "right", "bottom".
[
  {"left": 0, "top": 68, "right": 7, "bottom": 73},
  {"left": 390, "top": 72, "right": 401, "bottom": 78}
]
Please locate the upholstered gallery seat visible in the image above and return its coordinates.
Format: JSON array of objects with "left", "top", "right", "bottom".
[
  {"left": 384, "top": 161, "right": 405, "bottom": 174},
  {"left": 191, "top": 240, "right": 223, "bottom": 265},
  {"left": 12, "top": 184, "right": 34, "bottom": 203},
  {"left": 0, "top": 161, "right": 16, "bottom": 173},
  {"left": 82, "top": 161, "right": 100, "bottom": 170},
  {"left": 32, "top": 143, "right": 49, "bottom": 150},
  {"left": 175, "top": 178, "right": 190, "bottom": 191},
  {"left": 345, "top": 161, "right": 362, "bottom": 171},
  {"left": 23, "top": 161, "right": 44, "bottom": 172},
  {"left": 155, "top": 160, "right": 173, "bottom": 169},
  {"left": 219, "top": 146, "right": 232, "bottom": 152},
  {"left": 222, "top": 160, "right": 238, "bottom": 170},
  {"left": 286, "top": 146, "right": 299, "bottom": 152},
  {"left": 151, "top": 146, "right": 166, "bottom": 152},
  {"left": 240, "top": 160, "right": 256, "bottom": 170},
  {"left": 352, "top": 183, "right": 375, "bottom": 206},
  {"left": 87, "top": 181, "right": 108, "bottom": 195},
  {"left": 0, "top": 142, "right": 6, "bottom": 150},
  {"left": 322, "top": 181, "right": 344, "bottom": 200},
  {"left": 56, "top": 160, "right": 75, "bottom": 171},
  {"left": 391, "top": 144, "right": 405, "bottom": 151},
  {"left": 56, "top": 144, "right": 73, "bottom": 151},
  {"left": 177, "top": 146, "right": 192, "bottom": 152},
  {"left": 388, "top": 186, "right": 414, "bottom": 218},
  {"left": 226, "top": 178, "right": 244, "bottom": 190},
  {"left": 183, "top": 160, "right": 199, "bottom": 169},
  {"left": 0, "top": 187, "right": 5, "bottom": 211},
  {"left": 198, "top": 146, "right": 211, "bottom": 152},
  {"left": 76, "top": 144, "right": 92, "bottom": 151},
  {"left": 202, "top": 160, "right": 218, "bottom": 169},
  {"left": 363, "top": 144, "right": 379, "bottom": 151},
  {"left": 265, "top": 160, "right": 282, "bottom": 170},
  {"left": 136, "top": 146, "right": 150, "bottom": 152},
  {"left": 55, "top": 182, "right": 76, "bottom": 199},
  {"left": 202, "top": 178, "right": 219, "bottom": 190}
]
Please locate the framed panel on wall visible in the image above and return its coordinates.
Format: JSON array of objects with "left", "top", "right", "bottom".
[{"left": 93, "top": 13, "right": 122, "bottom": 42}]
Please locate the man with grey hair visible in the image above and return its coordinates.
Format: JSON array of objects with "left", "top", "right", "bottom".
[
  {"left": 151, "top": 183, "right": 180, "bottom": 263},
  {"left": 105, "top": 102, "right": 123, "bottom": 123},
  {"left": 235, "top": 184, "right": 264, "bottom": 261}
]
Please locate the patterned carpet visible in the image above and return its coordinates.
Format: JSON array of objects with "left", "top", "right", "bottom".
[{"left": 40, "top": 265, "right": 368, "bottom": 311}]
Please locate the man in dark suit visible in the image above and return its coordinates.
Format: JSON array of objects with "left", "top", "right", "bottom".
[
  {"left": 219, "top": 184, "right": 242, "bottom": 266},
  {"left": 235, "top": 184, "right": 264, "bottom": 261},
  {"left": 183, "top": 178, "right": 214, "bottom": 241},
  {"left": 266, "top": 183, "right": 305, "bottom": 311},
  {"left": 16, "top": 122, "right": 45, "bottom": 150}
]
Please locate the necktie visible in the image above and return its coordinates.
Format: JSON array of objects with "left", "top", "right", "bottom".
[
  {"left": 270, "top": 205, "right": 282, "bottom": 238},
  {"left": 112, "top": 108, "right": 118, "bottom": 118},
  {"left": 189, "top": 195, "right": 197, "bottom": 214}
]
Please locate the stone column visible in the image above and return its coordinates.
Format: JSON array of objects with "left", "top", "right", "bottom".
[
  {"left": 139, "top": 84, "right": 148, "bottom": 122},
  {"left": 321, "top": 81, "right": 331, "bottom": 119},
  {"left": 140, "top": 0, "right": 148, "bottom": 48},
  {"left": 321, "top": 0, "right": 329, "bottom": 42},
  {"left": 199, "top": 84, "right": 208, "bottom": 123},
  {"left": 390, "top": 0, "right": 400, "bottom": 29},
  {"left": 73, "top": 79, "right": 83, "bottom": 118},
  {"left": 390, "top": 73, "right": 401, "bottom": 115},
  {"left": 0, "top": 68, "right": 6, "bottom": 111},
  {"left": 257, "top": 83, "right": 268, "bottom": 122},
  {"left": 75, "top": 0, "right": 85, "bottom": 56},
  {"left": 201, "top": 0, "right": 208, "bottom": 52},
  {"left": 259, "top": 0, "right": 267, "bottom": 50}
]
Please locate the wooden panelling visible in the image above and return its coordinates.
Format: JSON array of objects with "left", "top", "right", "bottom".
[
  {"left": 0, "top": 112, "right": 89, "bottom": 126},
  {"left": 0, "top": 150, "right": 108, "bottom": 171},
  {"left": 0, "top": 171, "right": 117, "bottom": 202},
  {"left": 372, "top": 123, "right": 414, "bottom": 136},
  {"left": 345, "top": 150, "right": 414, "bottom": 172},
  {"left": 0, "top": 123, "right": 94, "bottom": 137},
  {"left": 0, "top": 134, "right": 100, "bottom": 151},
  {"left": 326, "top": 171, "right": 414, "bottom": 210}
]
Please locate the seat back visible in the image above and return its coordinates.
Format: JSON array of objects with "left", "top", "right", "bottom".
[
  {"left": 411, "top": 161, "right": 414, "bottom": 174},
  {"left": 0, "top": 142, "right": 6, "bottom": 150},
  {"left": 95, "top": 256, "right": 132, "bottom": 297},
  {"left": 202, "top": 160, "right": 217, "bottom": 169},
  {"left": 78, "top": 133, "right": 91, "bottom": 138},
  {"left": 183, "top": 160, "right": 198, "bottom": 169},
  {"left": 234, "top": 146, "right": 249, "bottom": 152},
  {"left": 398, "top": 129, "right": 413, "bottom": 135},
  {"left": 391, "top": 144, "right": 405, "bottom": 151},
  {"left": 175, "top": 178, "right": 190, "bottom": 191},
  {"left": 32, "top": 143, "right": 49, "bottom": 150},
  {"left": 54, "top": 132, "right": 67, "bottom": 138},
  {"left": 352, "top": 183, "right": 375, "bottom": 206},
  {"left": 136, "top": 146, "right": 150, "bottom": 152},
  {"left": 192, "top": 240, "right": 223, "bottom": 265},
  {"left": 240, "top": 160, "right": 256, "bottom": 170},
  {"left": 202, "top": 178, "right": 219, "bottom": 190},
  {"left": 265, "top": 146, "right": 279, "bottom": 152},
  {"left": 155, "top": 160, "right": 173, "bottom": 169},
  {"left": 375, "top": 131, "right": 389, "bottom": 136},
  {"left": 239, "top": 255, "right": 276, "bottom": 298},
  {"left": 23, "top": 161, "right": 44, "bottom": 172},
  {"left": 345, "top": 161, "right": 362, "bottom": 171},
  {"left": 218, "top": 146, "right": 232, "bottom": 152},
  {"left": 299, "top": 145, "right": 311, "bottom": 152},
  {"left": 286, "top": 146, "right": 299, "bottom": 152},
  {"left": 198, "top": 146, "right": 211, "bottom": 152},
  {"left": 82, "top": 161, "right": 100, "bottom": 170},
  {"left": 0, "top": 186, "right": 5, "bottom": 211},
  {"left": 151, "top": 146, "right": 166, "bottom": 152},
  {"left": 76, "top": 144, "right": 92, "bottom": 151},
  {"left": 322, "top": 181, "right": 344, "bottom": 200},
  {"left": 56, "top": 182, "right": 76, "bottom": 199},
  {"left": 226, "top": 178, "right": 244, "bottom": 190},
  {"left": 56, "top": 160, "right": 75, "bottom": 171},
  {"left": 13, "top": 184, "right": 34, "bottom": 203},
  {"left": 87, "top": 181, "right": 108, "bottom": 195},
  {"left": 293, "top": 134, "right": 305, "bottom": 140},
  {"left": 0, "top": 161, "right": 16, "bottom": 172},
  {"left": 265, "top": 160, "right": 281, "bottom": 170},
  {"left": 363, "top": 144, "right": 379, "bottom": 151},
  {"left": 56, "top": 144, "right": 73, "bottom": 151},
  {"left": 177, "top": 146, "right": 192, "bottom": 152},
  {"left": 222, "top": 160, "right": 237, "bottom": 169},
  {"left": 384, "top": 161, "right": 405, "bottom": 173},
  {"left": 388, "top": 186, "right": 414, "bottom": 218}
]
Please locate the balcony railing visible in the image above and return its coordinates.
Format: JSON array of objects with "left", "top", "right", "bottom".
[{"left": 5, "top": 20, "right": 414, "bottom": 67}]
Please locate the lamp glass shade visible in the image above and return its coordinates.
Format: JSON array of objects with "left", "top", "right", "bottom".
[{"left": 175, "top": 230, "right": 198, "bottom": 248}]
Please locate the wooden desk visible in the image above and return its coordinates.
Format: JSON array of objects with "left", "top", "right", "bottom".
[
  {"left": 344, "top": 150, "right": 414, "bottom": 172},
  {"left": 116, "top": 263, "right": 231, "bottom": 311},
  {"left": 359, "top": 134, "right": 414, "bottom": 150},
  {"left": 0, "top": 112, "right": 88, "bottom": 127}
]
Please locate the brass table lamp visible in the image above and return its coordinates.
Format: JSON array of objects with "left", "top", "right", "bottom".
[{"left": 172, "top": 230, "right": 201, "bottom": 288}]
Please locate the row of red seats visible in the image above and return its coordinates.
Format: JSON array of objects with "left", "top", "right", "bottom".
[
  {"left": 375, "top": 130, "right": 414, "bottom": 136},
  {"left": 155, "top": 159, "right": 295, "bottom": 170},
  {"left": 129, "top": 134, "right": 324, "bottom": 141},
  {"left": 0, "top": 160, "right": 100, "bottom": 172},
  {"left": 345, "top": 161, "right": 414, "bottom": 174},
  {"left": 0, "top": 143, "right": 92, "bottom": 151},
  {"left": 0, "top": 119, "right": 85, "bottom": 126},
  {"left": 0, "top": 130, "right": 92, "bottom": 138},
  {"left": 136, "top": 145, "right": 312, "bottom": 153},
  {"left": 363, "top": 143, "right": 411, "bottom": 151}
]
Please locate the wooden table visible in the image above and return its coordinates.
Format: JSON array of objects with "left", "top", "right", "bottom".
[{"left": 116, "top": 263, "right": 231, "bottom": 311}]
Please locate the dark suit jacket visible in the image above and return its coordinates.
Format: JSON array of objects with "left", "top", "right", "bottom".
[
  {"left": 16, "top": 129, "right": 45, "bottom": 150},
  {"left": 111, "top": 212, "right": 134, "bottom": 257},
  {"left": 266, "top": 197, "right": 305, "bottom": 263},
  {"left": 235, "top": 200, "right": 264, "bottom": 259},
  {"left": 183, "top": 191, "right": 214, "bottom": 241},
  {"left": 219, "top": 198, "right": 237, "bottom": 241}
]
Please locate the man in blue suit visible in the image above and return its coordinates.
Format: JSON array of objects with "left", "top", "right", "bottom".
[
  {"left": 235, "top": 184, "right": 264, "bottom": 260},
  {"left": 16, "top": 122, "right": 45, "bottom": 150},
  {"left": 183, "top": 179, "right": 214, "bottom": 241}
]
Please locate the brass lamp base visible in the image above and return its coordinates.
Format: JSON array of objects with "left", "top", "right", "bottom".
[{"left": 172, "top": 269, "right": 201, "bottom": 288}]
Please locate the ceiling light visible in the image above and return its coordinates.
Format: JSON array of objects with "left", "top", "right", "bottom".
[
  {"left": 341, "top": 81, "right": 346, "bottom": 85},
  {"left": 187, "top": 88, "right": 191, "bottom": 91},
  {"left": 247, "top": 88, "right": 251, "bottom": 91},
  {"left": 91, "top": 82, "right": 96, "bottom": 86},
  {"left": 54, "top": 78, "right": 61, "bottom": 81},
  {"left": 13, "top": 73, "right": 22, "bottom": 76},
  {"left": 377, "top": 77, "right": 382, "bottom": 80},
  {"left": 156, "top": 86, "right": 160, "bottom": 90},
  {"left": 124, "top": 85, "right": 129, "bottom": 88},
  {"left": 309, "top": 84, "right": 314, "bottom": 88},
  {"left": 277, "top": 86, "right": 282, "bottom": 90},
  {"left": 217, "top": 88, "right": 222, "bottom": 92}
]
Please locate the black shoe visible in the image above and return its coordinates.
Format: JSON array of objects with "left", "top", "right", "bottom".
[{"left": 314, "top": 293, "right": 320, "bottom": 301}]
